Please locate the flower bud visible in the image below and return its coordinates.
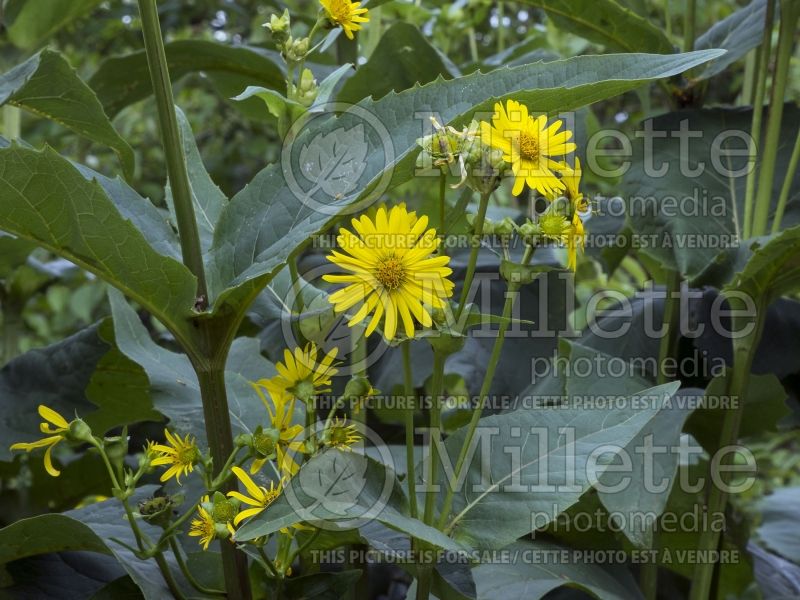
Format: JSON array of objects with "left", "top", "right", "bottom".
[
  {"left": 296, "top": 68, "right": 318, "bottom": 107},
  {"left": 285, "top": 36, "right": 309, "bottom": 62},
  {"left": 67, "top": 418, "right": 93, "bottom": 443},
  {"left": 103, "top": 432, "right": 128, "bottom": 472},
  {"left": 138, "top": 494, "right": 176, "bottom": 527},
  {"left": 264, "top": 9, "right": 291, "bottom": 45},
  {"left": 343, "top": 376, "right": 372, "bottom": 399},
  {"left": 494, "top": 217, "right": 516, "bottom": 236},
  {"left": 517, "top": 220, "right": 541, "bottom": 245}
]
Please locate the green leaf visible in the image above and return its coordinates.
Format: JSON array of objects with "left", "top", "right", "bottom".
[
  {"left": 232, "top": 86, "right": 307, "bottom": 125},
  {"left": 236, "top": 449, "right": 465, "bottom": 553},
  {"left": 208, "top": 50, "right": 724, "bottom": 319},
  {"left": 107, "top": 289, "right": 272, "bottom": 443},
  {"left": 518, "top": 0, "right": 674, "bottom": 54},
  {"left": 263, "top": 570, "right": 362, "bottom": 599},
  {"left": 88, "top": 41, "right": 285, "bottom": 119},
  {"left": 757, "top": 486, "right": 800, "bottom": 565},
  {"left": 0, "top": 514, "right": 111, "bottom": 563},
  {"left": 559, "top": 340, "right": 693, "bottom": 548},
  {"left": 337, "top": 22, "right": 455, "bottom": 104},
  {"left": 165, "top": 108, "right": 227, "bottom": 255},
  {"left": 473, "top": 540, "right": 641, "bottom": 600},
  {"left": 686, "top": 370, "right": 788, "bottom": 451},
  {"left": 438, "top": 382, "right": 681, "bottom": 550},
  {"left": 694, "top": 0, "right": 767, "bottom": 80},
  {"left": 0, "top": 144, "right": 198, "bottom": 345},
  {"left": 725, "top": 224, "right": 800, "bottom": 305},
  {"left": 4, "top": 0, "right": 103, "bottom": 50},
  {"left": 624, "top": 105, "right": 800, "bottom": 283},
  {"left": 0, "top": 50, "right": 135, "bottom": 179}
]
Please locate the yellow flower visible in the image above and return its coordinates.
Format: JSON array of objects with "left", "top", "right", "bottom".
[
  {"left": 228, "top": 467, "right": 282, "bottom": 526},
  {"left": 262, "top": 343, "right": 338, "bottom": 402},
  {"left": 189, "top": 496, "right": 217, "bottom": 550},
  {"left": 561, "top": 157, "right": 587, "bottom": 211},
  {"left": 251, "top": 386, "right": 305, "bottom": 475},
  {"left": 150, "top": 429, "right": 200, "bottom": 484},
  {"left": 189, "top": 495, "right": 236, "bottom": 550},
  {"left": 323, "top": 417, "right": 361, "bottom": 450},
  {"left": 538, "top": 213, "right": 571, "bottom": 245},
  {"left": 323, "top": 204, "right": 455, "bottom": 341},
  {"left": 320, "top": 0, "right": 369, "bottom": 40},
  {"left": 480, "top": 99, "right": 575, "bottom": 197},
  {"left": 567, "top": 212, "right": 586, "bottom": 272},
  {"left": 10, "top": 405, "right": 70, "bottom": 477}
]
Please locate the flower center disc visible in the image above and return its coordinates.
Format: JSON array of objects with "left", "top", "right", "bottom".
[
  {"left": 178, "top": 446, "right": 199, "bottom": 465},
  {"left": 330, "top": 0, "right": 351, "bottom": 22},
  {"left": 376, "top": 256, "right": 406, "bottom": 290},
  {"left": 518, "top": 131, "right": 539, "bottom": 160}
]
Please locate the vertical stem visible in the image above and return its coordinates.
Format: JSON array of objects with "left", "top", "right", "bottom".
[
  {"left": 422, "top": 352, "right": 446, "bottom": 527},
  {"left": 456, "top": 190, "right": 491, "bottom": 320},
  {"left": 496, "top": 2, "right": 506, "bottom": 52},
  {"left": 657, "top": 271, "right": 682, "bottom": 386},
  {"left": 771, "top": 127, "right": 800, "bottom": 233},
  {"left": 743, "top": 0, "right": 775, "bottom": 239},
  {"left": 2, "top": 105, "right": 21, "bottom": 140},
  {"left": 437, "top": 281, "right": 521, "bottom": 532},
  {"left": 689, "top": 299, "right": 766, "bottom": 600},
  {"left": 683, "top": 0, "right": 696, "bottom": 52},
  {"left": 741, "top": 48, "right": 757, "bottom": 106},
  {"left": 402, "top": 341, "right": 419, "bottom": 518},
  {"left": 438, "top": 171, "right": 446, "bottom": 233},
  {"left": 196, "top": 362, "right": 252, "bottom": 600},
  {"left": 154, "top": 552, "right": 188, "bottom": 600},
  {"left": 137, "top": 0, "right": 207, "bottom": 302},
  {"left": 751, "top": 1, "right": 799, "bottom": 237}
]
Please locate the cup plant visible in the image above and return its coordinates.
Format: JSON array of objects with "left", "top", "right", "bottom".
[{"left": 1, "top": 0, "right": 799, "bottom": 599}]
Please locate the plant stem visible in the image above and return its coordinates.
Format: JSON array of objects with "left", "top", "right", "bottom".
[
  {"left": 683, "top": 0, "right": 696, "bottom": 52},
  {"left": 154, "top": 551, "right": 188, "bottom": 600},
  {"left": 137, "top": 0, "right": 207, "bottom": 303},
  {"left": 402, "top": 341, "right": 419, "bottom": 519},
  {"left": 438, "top": 171, "right": 446, "bottom": 233},
  {"left": 195, "top": 362, "right": 252, "bottom": 599},
  {"left": 742, "top": 0, "right": 775, "bottom": 239},
  {"left": 751, "top": 0, "right": 799, "bottom": 237},
  {"left": 169, "top": 538, "right": 226, "bottom": 596},
  {"left": 456, "top": 190, "right": 491, "bottom": 320},
  {"left": 771, "top": 127, "right": 800, "bottom": 233},
  {"left": 437, "top": 280, "right": 521, "bottom": 532},
  {"left": 422, "top": 352, "right": 446, "bottom": 527},
  {"left": 689, "top": 298, "right": 766, "bottom": 600},
  {"left": 657, "top": 271, "right": 682, "bottom": 386},
  {"left": 2, "top": 105, "right": 20, "bottom": 140}
]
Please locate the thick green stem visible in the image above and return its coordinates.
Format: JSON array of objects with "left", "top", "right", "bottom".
[
  {"left": 422, "top": 352, "right": 446, "bottom": 527},
  {"left": 456, "top": 190, "right": 491, "bottom": 320},
  {"left": 683, "top": 0, "right": 696, "bottom": 52},
  {"left": 402, "top": 341, "right": 419, "bottom": 519},
  {"left": 657, "top": 271, "right": 682, "bottom": 386},
  {"left": 771, "top": 127, "right": 800, "bottom": 233},
  {"left": 137, "top": 0, "right": 207, "bottom": 303},
  {"left": 169, "top": 538, "right": 226, "bottom": 596},
  {"left": 154, "top": 552, "right": 188, "bottom": 600},
  {"left": 742, "top": 0, "right": 775, "bottom": 239},
  {"left": 751, "top": 1, "right": 799, "bottom": 237},
  {"left": 437, "top": 280, "right": 521, "bottom": 532},
  {"left": 689, "top": 299, "right": 766, "bottom": 600},
  {"left": 438, "top": 171, "right": 446, "bottom": 233}
]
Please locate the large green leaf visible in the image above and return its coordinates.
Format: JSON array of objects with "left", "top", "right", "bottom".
[
  {"left": 88, "top": 41, "right": 285, "bottom": 119},
  {"left": 436, "top": 382, "right": 681, "bottom": 550},
  {"left": 337, "top": 22, "right": 455, "bottom": 104},
  {"left": 236, "top": 449, "right": 465, "bottom": 553},
  {"left": 624, "top": 105, "right": 800, "bottom": 282},
  {"left": 472, "top": 540, "right": 640, "bottom": 600},
  {"left": 4, "top": 0, "right": 103, "bottom": 50},
  {"left": 207, "top": 50, "right": 724, "bottom": 318},
  {"left": 107, "top": 289, "right": 272, "bottom": 443},
  {"left": 519, "top": 0, "right": 674, "bottom": 54},
  {"left": 0, "top": 144, "right": 198, "bottom": 344},
  {"left": 694, "top": 0, "right": 767, "bottom": 80},
  {"left": 0, "top": 50, "right": 134, "bottom": 179},
  {"left": 560, "top": 340, "right": 692, "bottom": 548},
  {"left": 0, "top": 514, "right": 110, "bottom": 563},
  {"left": 725, "top": 224, "right": 800, "bottom": 304}
]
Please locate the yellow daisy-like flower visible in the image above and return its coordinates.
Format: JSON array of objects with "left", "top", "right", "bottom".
[
  {"left": 323, "top": 204, "right": 455, "bottom": 341},
  {"left": 189, "top": 496, "right": 217, "bottom": 550},
  {"left": 10, "top": 405, "right": 70, "bottom": 477},
  {"left": 261, "top": 343, "right": 338, "bottom": 402},
  {"left": 251, "top": 386, "right": 305, "bottom": 475},
  {"left": 228, "top": 467, "right": 282, "bottom": 526},
  {"left": 323, "top": 417, "right": 361, "bottom": 450},
  {"left": 560, "top": 158, "right": 587, "bottom": 272},
  {"left": 561, "top": 157, "right": 587, "bottom": 211},
  {"left": 480, "top": 99, "right": 576, "bottom": 197},
  {"left": 150, "top": 429, "right": 200, "bottom": 484},
  {"left": 320, "top": 0, "right": 369, "bottom": 40}
]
